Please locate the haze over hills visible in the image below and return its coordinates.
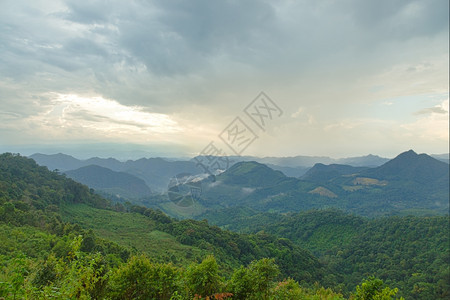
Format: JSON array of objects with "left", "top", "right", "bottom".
[
  {"left": 189, "top": 150, "right": 449, "bottom": 218},
  {"left": 29, "top": 152, "right": 395, "bottom": 194},
  {"left": 301, "top": 164, "right": 369, "bottom": 183},
  {"left": 0, "top": 153, "right": 327, "bottom": 290},
  {"left": 193, "top": 153, "right": 391, "bottom": 170},
  {"left": 1, "top": 152, "right": 448, "bottom": 299},
  {"left": 1, "top": 0, "right": 448, "bottom": 298},
  {"left": 29, "top": 150, "right": 449, "bottom": 218},
  {"left": 30, "top": 153, "right": 201, "bottom": 192},
  {"left": 65, "top": 165, "right": 152, "bottom": 199},
  {"left": 362, "top": 150, "right": 449, "bottom": 183},
  {"left": 29, "top": 152, "right": 399, "bottom": 189}
]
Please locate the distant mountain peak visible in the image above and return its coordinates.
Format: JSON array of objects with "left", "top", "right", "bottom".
[
  {"left": 65, "top": 164, "right": 151, "bottom": 198},
  {"left": 225, "top": 161, "right": 284, "bottom": 176},
  {"left": 399, "top": 149, "right": 417, "bottom": 156},
  {"left": 363, "top": 150, "right": 448, "bottom": 183},
  {"left": 301, "top": 163, "right": 368, "bottom": 182},
  {"left": 219, "top": 161, "right": 286, "bottom": 187}
]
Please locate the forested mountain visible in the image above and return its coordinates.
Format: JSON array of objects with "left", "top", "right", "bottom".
[
  {"left": 219, "top": 161, "right": 287, "bottom": 187},
  {"left": 1, "top": 153, "right": 347, "bottom": 299},
  {"left": 194, "top": 150, "right": 449, "bottom": 217},
  {"left": 2, "top": 152, "right": 448, "bottom": 299},
  {"left": 240, "top": 154, "right": 389, "bottom": 168},
  {"left": 30, "top": 153, "right": 85, "bottom": 171},
  {"left": 0, "top": 153, "right": 323, "bottom": 276},
  {"left": 362, "top": 150, "right": 449, "bottom": 183},
  {"left": 30, "top": 152, "right": 392, "bottom": 189},
  {"left": 198, "top": 209, "right": 450, "bottom": 299},
  {"left": 301, "top": 163, "right": 369, "bottom": 182},
  {"left": 65, "top": 165, "right": 152, "bottom": 199},
  {"left": 264, "top": 163, "right": 310, "bottom": 178},
  {"left": 31, "top": 153, "right": 201, "bottom": 192}
]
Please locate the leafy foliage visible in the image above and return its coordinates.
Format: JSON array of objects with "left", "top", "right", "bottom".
[{"left": 201, "top": 208, "right": 450, "bottom": 299}]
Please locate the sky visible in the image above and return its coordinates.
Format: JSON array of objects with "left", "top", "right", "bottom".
[{"left": 0, "top": 0, "right": 448, "bottom": 159}]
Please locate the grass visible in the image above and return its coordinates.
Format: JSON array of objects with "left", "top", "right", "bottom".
[
  {"left": 60, "top": 203, "right": 206, "bottom": 265},
  {"left": 0, "top": 224, "right": 55, "bottom": 258},
  {"left": 159, "top": 200, "right": 206, "bottom": 219}
]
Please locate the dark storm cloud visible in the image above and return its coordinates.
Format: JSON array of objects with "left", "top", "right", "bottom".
[
  {"left": 113, "top": 0, "right": 278, "bottom": 76},
  {"left": 1, "top": 0, "right": 447, "bottom": 90}
]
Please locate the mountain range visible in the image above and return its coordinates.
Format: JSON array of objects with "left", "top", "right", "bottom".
[
  {"left": 28, "top": 152, "right": 409, "bottom": 192},
  {"left": 1, "top": 152, "right": 449, "bottom": 299},
  {"left": 65, "top": 165, "right": 152, "bottom": 199},
  {"left": 193, "top": 150, "right": 449, "bottom": 217},
  {"left": 29, "top": 150, "right": 449, "bottom": 218},
  {"left": 30, "top": 153, "right": 201, "bottom": 192}
]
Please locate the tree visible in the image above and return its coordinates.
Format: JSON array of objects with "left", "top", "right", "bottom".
[
  {"left": 229, "top": 258, "right": 280, "bottom": 299},
  {"left": 185, "top": 255, "right": 223, "bottom": 298},
  {"left": 352, "top": 277, "right": 404, "bottom": 300},
  {"left": 109, "top": 255, "right": 179, "bottom": 300}
]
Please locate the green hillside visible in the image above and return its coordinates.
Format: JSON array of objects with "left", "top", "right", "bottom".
[
  {"left": 1, "top": 153, "right": 447, "bottom": 299},
  {"left": 188, "top": 151, "right": 449, "bottom": 217},
  {"left": 1, "top": 153, "right": 359, "bottom": 299},
  {"left": 199, "top": 208, "right": 450, "bottom": 299}
]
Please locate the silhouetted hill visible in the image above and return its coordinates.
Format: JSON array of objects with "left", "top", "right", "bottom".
[
  {"left": 193, "top": 154, "right": 390, "bottom": 169},
  {"left": 193, "top": 151, "right": 449, "bottom": 217},
  {"left": 363, "top": 150, "right": 449, "bottom": 184},
  {"left": 30, "top": 153, "right": 83, "bottom": 171},
  {"left": 122, "top": 158, "right": 201, "bottom": 192},
  {"left": 65, "top": 165, "right": 152, "bottom": 199},
  {"left": 431, "top": 153, "right": 450, "bottom": 164},
  {"left": 29, "top": 153, "right": 201, "bottom": 192},
  {"left": 337, "top": 154, "right": 389, "bottom": 167},
  {"left": 84, "top": 157, "right": 123, "bottom": 171},
  {"left": 265, "top": 163, "right": 310, "bottom": 177},
  {"left": 219, "top": 161, "right": 287, "bottom": 187},
  {"left": 302, "top": 163, "right": 368, "bottom": 183},
  {"left": 1, "top": 153, "right": 325, "bottom": 285}
]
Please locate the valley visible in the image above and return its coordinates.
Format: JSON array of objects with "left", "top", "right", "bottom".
[{"left": 0, "top": 151, "right": 448, "bottom": 299}]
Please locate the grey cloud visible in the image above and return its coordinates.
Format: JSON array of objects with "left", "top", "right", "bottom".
[
  {"left": 64, "top": 109, "right": 163, "bottom": 130},
  {"left": 0, "top": 0, "right": 448, "bottom": 143},
  {"left": 2, "top": 0, "right": 447, "bottom": 84},
  {"left": 64, "top": 37, "right": 108, "bottom": 57},
  {"left": 345, "top": 0, "right": 448, "bottom": 38},
  {"left": 63, "top": 0, "right": 114, "bottom": 24}
]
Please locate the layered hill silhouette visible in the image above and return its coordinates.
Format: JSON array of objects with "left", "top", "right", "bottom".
[
  {"left": 30, "top": 150, "right": 449, "bottom": 217},
  {"left": 198, "top": 150, "right": 449, "bottom": 216},
  {"left": 219, "top": 161, "right": 287, "bottom": 187},
  {"left": 65, "top": 165, "right": 152, "bottom": 199},
  {"left": 362, "top": 150, "right": 449, "bottom": 183},
  {"left": 0, "top": 153, "right": 324, "bottom": 282},
  {"left": 301, "top": 164, "right": 368, "bottom": 183},
  {"left": 30, "top": 153, "right": 201, "bottom": 192}
]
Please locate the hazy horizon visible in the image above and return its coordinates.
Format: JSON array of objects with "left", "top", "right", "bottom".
[{"left": 2, "top": 144, "right": 448, "bottom": 162}]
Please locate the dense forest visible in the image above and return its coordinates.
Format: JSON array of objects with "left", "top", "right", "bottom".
[
  {"left": 199, "top": 209, "right": 449, "bottom": 298},
  {"left": 0, "top": 153, "right": 448, "bottom": 299}
]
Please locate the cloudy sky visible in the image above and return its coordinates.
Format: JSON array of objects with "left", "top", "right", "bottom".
[{"left": 0, "top": 0, "right": 448, "bottom": 159}]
